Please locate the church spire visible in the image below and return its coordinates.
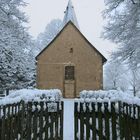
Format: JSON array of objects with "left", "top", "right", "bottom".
[{"left": 63, "top": 0, "right": 80, "bottom": 29}]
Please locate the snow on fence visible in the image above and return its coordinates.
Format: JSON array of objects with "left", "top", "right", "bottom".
[
  {"left": 0, "top": 89, "right": 63, "bottom": 140},
  {"left": 0, "top": 89, "right": 62, "bottom": 105},
  {"left": 74, "top": 90, "right": 140, "bottom": 140},
  {"left": 80, "top": 90, "right": 140, "bottom": 105}
]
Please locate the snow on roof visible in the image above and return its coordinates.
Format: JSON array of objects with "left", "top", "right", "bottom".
[
  {"left": 63, "top": 0, "right": 80, "bottom": 29},
  {"left": 0, "top": 89, "right": 62, "bottom": 105}
]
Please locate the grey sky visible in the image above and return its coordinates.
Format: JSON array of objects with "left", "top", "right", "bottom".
[{"left": 23, "top": 0, "right": 118, "bottom": 58}]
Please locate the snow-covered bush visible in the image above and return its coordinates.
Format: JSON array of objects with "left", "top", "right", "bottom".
[
  {"left": 0, "top": 89, "right": 62, "bottom": 105},
  {"left": 78, "top": 90, "right": 140, "bottom": 105}
]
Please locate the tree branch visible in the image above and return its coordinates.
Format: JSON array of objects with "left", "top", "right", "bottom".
[
  {"left": 0, "top": 6, "right": 9, "bottom": 16},
  {"left": 131, "top": 0, "right": 136, "bottom": 4}
]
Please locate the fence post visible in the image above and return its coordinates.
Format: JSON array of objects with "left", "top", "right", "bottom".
[
  {"left": 133, "top": 104, "right": 139, "bottom": 139},
  {"left": 85, "top": 102, "right": 90, "bottom": 140},
  {"left": 104, "top": 102, "right": 110, "bottom": 140},
  {"left": 13, "top": 103, "right": 18, "bottom": 139},
  {"left": 74, "top": 102, "right": 78, "bottom": 140},
  {"left": 80, "top": 102, "right": 85, "bottom": 140},
  {"left": 118, "top": 102, "right": 122, "bottom": 140},
  {"left": 5, "top": 105, "right": 10, "bottom": 140},
  {"left": 60, "top": 101, "right": 64, "bottom": 140},
  {"left": 138, "top": 106, "right": 140, "bottom": 139},
  {"left": 44, "top": 102, "right": 48, "bottom": 140},
  {"left": 38, "top": 102, "right": 43, "bottom": 140},
  {"left": 128, "top": 104, "right": 133, "bottom": 139},
  {"left": 121, "top": 103, "right": 125, "bottom": 139},
  {"left": 33, "top": 102, "right": 38, "bottom": 140},
  {"left": 135, "top": 105, "right": 139, "bottom": 139},
  {"left": 0, "top": 106, "right": 2, "bottom": 140},
  {"left": 26, "top": 102, "right": 32, "bottom": 140},
  {"left": 97, "top": 102, "right": 103, "bottom": 140},
  {"left": 124, "top": 103, "right": 130, "bottom": 140},
  {"left": 111, "top": 102, "right": 117, "bottom": 140},
  {"left": 54, "top": 102, "right": 59, "bottom": 139},
  {"left": 127, "top": 103, "right": 133, "bottom": 138},
  {"left": 17, "top": 103, "right": 21, "bottom": 140},
  {"left": 21, "top": 101, "right": 25, "bottom": 140},
  {"left": 9, "top": 103, "right": 14, "bottom": 139},
  {"left": 91, "top": 102, "right": 96, "bottom": 140},
  {"left": 1, "top": 105, "right": 6, "bottom": 140},
  {"left": 50, "top": 103, "right": 54, "bottom": 139}
]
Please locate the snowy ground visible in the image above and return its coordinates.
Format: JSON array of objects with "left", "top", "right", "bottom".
[{"left": 63, "top": 99, "right": 74, "bottom": 140}]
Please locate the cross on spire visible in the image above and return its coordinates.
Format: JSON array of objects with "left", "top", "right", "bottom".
[{"left": 63, "top": 0, "right": 80, "bottom": 29}]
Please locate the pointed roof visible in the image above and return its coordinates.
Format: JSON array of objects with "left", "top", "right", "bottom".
[
  {"left": 63, "top": 0, "right": 80, "bottom": 29},
  {"left": 36, "top": 21, "right": 107, "bottom": 63}
]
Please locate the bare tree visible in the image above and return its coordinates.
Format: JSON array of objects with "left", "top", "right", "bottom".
[
  {"left": 34, "top": 19, "right": 62, "bottom": 55},
  {"left": 128, "top": 59, "right": 140, "bottom": 96},
  {"left": 102, "top": 0, "right": 140, "bottom": 66},
  {"left": 104, "top": 59, "right": 129, "bottom": 91}
]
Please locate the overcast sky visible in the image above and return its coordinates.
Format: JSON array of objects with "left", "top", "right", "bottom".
[{"left": 23, "top": 0, "right": 118, "bottom": 59}]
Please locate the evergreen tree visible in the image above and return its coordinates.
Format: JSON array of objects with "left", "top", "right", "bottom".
[{"left": 0, "top": 0, "right": 35, "bottom": 89}]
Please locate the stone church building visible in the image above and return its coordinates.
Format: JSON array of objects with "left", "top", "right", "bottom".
[{"left": 36, "top": 0, "right": 107, "bottom": 98}]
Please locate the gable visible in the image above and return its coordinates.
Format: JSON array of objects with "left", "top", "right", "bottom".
[{"left": 36, "top": 21, "right": 107, "bottom": 63}]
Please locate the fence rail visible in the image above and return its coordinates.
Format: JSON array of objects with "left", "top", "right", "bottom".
[
  {"left": 0, "top": 101, "right": 63, "bottom": 140},
  {"left": 74, "top": 101, "right": 140, "bottom": 140}
]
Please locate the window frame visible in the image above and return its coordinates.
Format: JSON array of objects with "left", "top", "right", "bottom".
[{"left": 65, "top": 66, "right": 75, "bottom": 80}]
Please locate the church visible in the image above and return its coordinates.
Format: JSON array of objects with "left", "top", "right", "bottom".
[{"left": 36, "top": 0, "right": 107, "bottom": 98}]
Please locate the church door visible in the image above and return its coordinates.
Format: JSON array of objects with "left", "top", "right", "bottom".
[{"left": 64, "top": 66, "right": 75, "bottom": 98}]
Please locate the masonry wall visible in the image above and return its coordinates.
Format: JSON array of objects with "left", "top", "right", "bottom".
[{"left": 36, "top": 23, "right": 103, "bottom": 98}]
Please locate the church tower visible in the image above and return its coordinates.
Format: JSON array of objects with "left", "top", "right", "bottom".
[{"left": 63, "top": 0, "right": 79, "bottom": 29}]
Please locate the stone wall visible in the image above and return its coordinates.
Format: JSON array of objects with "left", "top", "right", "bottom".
[{"left": 36, "top": 22, "right": 103, "bottom": 98}]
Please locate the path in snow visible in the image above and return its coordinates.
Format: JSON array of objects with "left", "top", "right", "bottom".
[{"left": 63, "top": 99, "right": 74, "bottom": 140}]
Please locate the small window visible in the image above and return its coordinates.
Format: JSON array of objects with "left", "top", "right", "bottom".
[
  {"left": 70, "top": 48, "right": 73, "bottom": 53},
  {"left": 65, "top": 66, "right": 75, "bottom": 80}
]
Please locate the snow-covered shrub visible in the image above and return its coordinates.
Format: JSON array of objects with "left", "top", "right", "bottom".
[
  {"left": 0, "top": 89, "right": 62, "bottom": 105},
  {"left": 78, "top": 90, "right": 140, "bottom": 106}
]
